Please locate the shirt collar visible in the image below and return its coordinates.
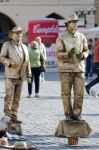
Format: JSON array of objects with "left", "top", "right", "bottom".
[
  {"left": 65, "top": 30, "right": 78, "bottom": 37},
  {"left": 12, "top": 40, "right": 22, "bottom": 46}
]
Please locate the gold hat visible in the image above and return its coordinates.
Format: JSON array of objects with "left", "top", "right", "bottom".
[
  {"left": 8, "top": 26, "right": 26, "bottom": 39},
  {"left": 14, "top": 141, "right": 32, "bottom": 149},
  {"left": 0, "top": 137, "right": 10, "bottom": 148},
  {"left": 64, "top": 14, "right": 78, "bottom": 25},
  {"left": 11, "top": 26, "right": 24, "bottom": 32},
  {"left": 0, "top": 137, "right": 14, "bottom": 148}
]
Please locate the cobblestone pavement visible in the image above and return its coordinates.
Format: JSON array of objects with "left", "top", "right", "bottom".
[{"left": 0, "top": 72, "right": 99, "bottom": 150}]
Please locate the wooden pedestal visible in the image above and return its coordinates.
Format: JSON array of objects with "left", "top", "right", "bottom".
[
  {"left": 68, "top": 137, "right": 79, "bottom": 145},
  {"left": 55, "top": 119, "right": 92, "bottom": 146},
  {"left": 55, "top": 120, "right": 92, "bottom": 138},
  {"left": 6, "top": 122, "right": 22, "bottom": 135}
]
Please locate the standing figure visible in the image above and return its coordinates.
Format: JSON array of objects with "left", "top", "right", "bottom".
[
  {"left": 86, "top": 39, "right": 99, "bottom": 94},
  {"left": 85, "top": 39, "right": 94, "bottom": 79},
  {"left": 56, "top": 14, "right": 89, "bottom": 121},
  {"left": 0, "top": 26, "right": 31, "bottom": 122},
  {"left": 35, "top": 36, "right": 47, "bottom": 82},
  {"left": 27, "top": 41, "right": 44, "bottom": 98}
]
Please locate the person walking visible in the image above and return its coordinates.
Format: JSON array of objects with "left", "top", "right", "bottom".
[
  {"left": 85, "top": 39, "right": 94, "bottom": 79},
  {"left": 85, "top": 39, "right": 99, "bottom": 94},
  {"left": 56, "top": 14, "right": 89, "bottom": 121},
  {"left": 27, "top": 41, "right": 44, "bottom": 98},
  {"left": 35, "top": 36, "right": 47, "bottom": 82},
  {"left": 0, "top": 26, "right": 31, "bottom": 122}
]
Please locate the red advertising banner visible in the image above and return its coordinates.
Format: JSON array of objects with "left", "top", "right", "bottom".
[
  {"left": 28, "top": 19, "right": 59, "bottom": 68},
  {"left": 28, "top": 19, "right": 58, "bottom": 43}
]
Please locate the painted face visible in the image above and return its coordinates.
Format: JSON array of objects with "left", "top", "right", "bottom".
[
  {"left": 11, "top": 31, "right": 22, "bottom": 43},
  {"left": 68, "top": 20, "right": 78, "bottom": 33}
]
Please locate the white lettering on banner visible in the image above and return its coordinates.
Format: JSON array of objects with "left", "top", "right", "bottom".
[{"left": 33, "top": 24, "right": 58, "bottom": 35}]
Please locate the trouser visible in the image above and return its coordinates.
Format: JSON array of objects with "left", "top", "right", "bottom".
[
  {"left": 4, "top": 78, "right": 23, "bottom": 117},
  {"left": 86, "top": 76, "right": 99, "bottom": 89},
  {"left": 86, "top": 63, "right": 99, "bottom": 89},
  {"left": 28, "top": 67, "right": 41, "bottom": 95},
  {"left": 60, "top": 72, "right": 84, "bottom": 117},
  {"left": 85, "top": 55, "right": 93, "bottom": 77}
]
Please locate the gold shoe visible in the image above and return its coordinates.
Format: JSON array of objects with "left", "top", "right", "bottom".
[{"left": 11, "top": 114, "right": 22, "bottom": 123}]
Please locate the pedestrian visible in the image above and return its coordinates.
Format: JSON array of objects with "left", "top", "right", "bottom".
[
  {"left": 0, "top": 26, "right": 31, "bottom": 123},
  {"left": 27, "top": 41, "right": 44, "bottom": 98},
  {"left": 85, "top": 39, "right": 94, "bottom": 79},
  {"left": 35, "top": 36, "right": 47, "bottom": 82},
  {"left": 56, "top": 14, "right": 89, "bottom": 121},
  {"left": 85, "top": 38, "right": 99, "bottom": 94}
]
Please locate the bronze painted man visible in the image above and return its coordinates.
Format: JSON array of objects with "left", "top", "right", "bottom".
[
  {"left": 0, "top": 26, "right": 31, "bottom": 122},
  {"left": 56, "top": 14, "right": 89, "bottom": 121}
]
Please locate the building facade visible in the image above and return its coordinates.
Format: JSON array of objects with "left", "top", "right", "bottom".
[{"left": 0, "top": 0, "right": 97, "bottom": 43}]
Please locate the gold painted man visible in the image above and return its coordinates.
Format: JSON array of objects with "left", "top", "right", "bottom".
[
  {"left": 0, "top": 26, "right": 31, "bottom": 122},
  {"left": 56, "top": 14, "right": 89, "bottom": 121}
]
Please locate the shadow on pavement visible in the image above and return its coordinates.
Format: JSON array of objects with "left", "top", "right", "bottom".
[{"left": 45, "top": 72, "right": 60, "bottom": 81}]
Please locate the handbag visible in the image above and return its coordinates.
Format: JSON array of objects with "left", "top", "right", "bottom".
[
  {"left": 40, "top": 61, "right": 47, "bottom": 72},
  {"left": 40, "top": 52, "right": 47, "bottom": 72}
]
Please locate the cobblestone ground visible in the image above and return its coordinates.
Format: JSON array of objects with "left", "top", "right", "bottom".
[{"left": 0, "top": 72, "right": 99, "bottom": 150}]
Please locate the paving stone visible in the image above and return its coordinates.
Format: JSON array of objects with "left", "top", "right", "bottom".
[{"left": 0, "top": 72, "right": 99, "bottom": 150}]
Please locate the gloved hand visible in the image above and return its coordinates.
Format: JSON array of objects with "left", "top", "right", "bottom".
[
  {"left": 68, "top": 48, "right": 76, "bottom": 58},
  {"left": 27, "top": 77, "right": 31, "bottom": 84},
  {"left": 9, "top": 61, "right": 18, "bottom": 68},
  {"left": 76, "top": 53, "right": 84, "bottom": 60}
]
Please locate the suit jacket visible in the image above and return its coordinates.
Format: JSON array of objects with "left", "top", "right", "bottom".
[
  {"left": 0, "top": 40, "right": 31, "bottom": 79},
  {"left": 56, "top": 30, "right": 89, "bottom": 73}
]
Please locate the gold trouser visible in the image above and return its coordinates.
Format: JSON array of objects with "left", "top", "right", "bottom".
[
  {"left": 4, "top": 78, "right": 23, "bottom": 117},
  {"left": 60, "top": 72, "right": 84, "bottom": 117}
]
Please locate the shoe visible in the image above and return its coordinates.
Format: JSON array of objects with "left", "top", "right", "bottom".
[
  {"left": 35, "top": 93, "right": 39, "bottom": 98},
  {"left": 72, "top": 115, "right": 82, "bottom": 121},
  {"left": 85, "top": 85, "right": 90, "bottom": 94},
  {"left": 1, "top": 116, "right": 11, "bottom": 123},
  {"left": 65, "top": 115, "right": 73, "bottom": 121},
  {"left": 41, "top": 78, "right": 45, "bottom": 82},
  {"left": 89, "top": 74, "right": 93, "bottom": 77},
  {"left": 27, "top": 95, "right": 31, "bottom": 98},
  {"left": 11, "top": 114, "right": 22, "bottom": 123}
]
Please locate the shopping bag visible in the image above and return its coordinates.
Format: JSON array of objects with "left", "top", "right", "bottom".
[{"left": 40, "top": 61, "right": 47, "bottom": 72}]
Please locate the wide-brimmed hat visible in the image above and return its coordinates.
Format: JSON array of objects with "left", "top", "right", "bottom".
[
  {"left": 11, "top": 26, "right": 25, "bottom": 33},
  {"left": 0, "top": 137, "right": 9, "bottom": 147},
  {"left": 14, "top": 141, "right": 32, "bottom": 149},
  {"left": 0, "top": 137, "right": 14, "bottom": 148},
  {"left": 64, "top": 14, "right": 78, "bottom": 25},
  {"left": 8, "top": 26, "right": 25, "bottom": 39}
]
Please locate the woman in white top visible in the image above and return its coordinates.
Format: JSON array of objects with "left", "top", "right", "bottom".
[{"left": 35, "top": 36, "right": 47, "bottom": 82}]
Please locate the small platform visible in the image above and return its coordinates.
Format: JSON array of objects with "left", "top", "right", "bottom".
[
  {"left": 55, "top": 119, "right": 92, "bottom": 138},
  {"left": 55, "top": 119, "right": 92, "bottom": 145},
  {"left": 6, "top": 121, "right": 22, "bottom": 136}
]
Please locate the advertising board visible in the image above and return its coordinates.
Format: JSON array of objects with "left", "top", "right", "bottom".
[{"left": 28, "top": 19, "right": 59, "bottom": 68}]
